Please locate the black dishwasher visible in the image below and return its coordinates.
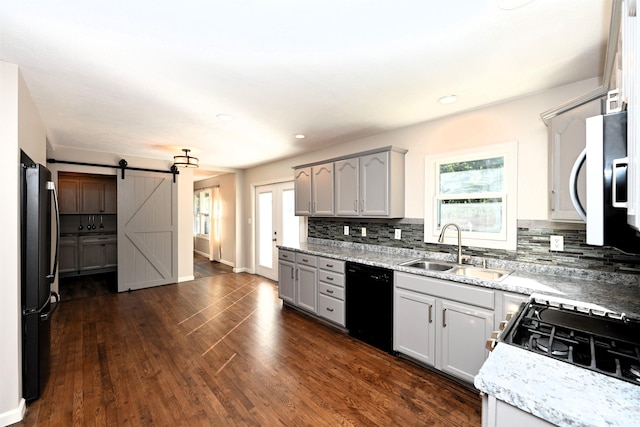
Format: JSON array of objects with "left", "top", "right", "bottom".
[{"left": 346, "top": 262, "right": 393, "bottom": 353}]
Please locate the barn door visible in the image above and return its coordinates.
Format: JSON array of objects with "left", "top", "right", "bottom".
[{"left": 117, "top": 171, "right": 177, "bottom": 292}]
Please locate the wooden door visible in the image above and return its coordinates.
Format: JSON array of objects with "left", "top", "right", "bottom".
[
  {"left": 58, "top": 178, "right": 79, "bottom": 213},
  {"left": 117, "top": 171, "right": 177, "bottom": 292},
  {"left": 80, "top": 179, "right": 103, "bottom": 213}
]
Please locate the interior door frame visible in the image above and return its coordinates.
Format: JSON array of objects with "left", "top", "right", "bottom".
[{"left": 252, "top": 178, "right": 305, "bottom": 280}]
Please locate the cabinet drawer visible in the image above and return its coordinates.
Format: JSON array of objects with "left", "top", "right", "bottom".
[
  {"left": 279, "top": 250, "right": 295, "bottom": 262},
  {"left": 318, "top": 282, "right": 345, "bottom": 300},
  {"left": 318, "top": 270, "right": 344, "bottom": 287},
  {"left": 318, "top": 294, "right": 345, "bottom": 326},
  {"left": 395, "top": 272, "right": 495, "bottom": 309},
  {"left": 295, "top": 253, "right": 317, "bottom": 267},
  {"left": 318, "top": 257, "right": 345, "bottom": 273}
]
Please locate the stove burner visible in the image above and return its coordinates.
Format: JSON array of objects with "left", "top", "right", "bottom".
[{"left": 536, "top": 337, "right": 569, "bottom": 357}]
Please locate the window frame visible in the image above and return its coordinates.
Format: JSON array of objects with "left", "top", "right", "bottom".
[
  {"left": 424, "top": 141, "right": 518, "bottom": 251},
  {"left": 194, "top": 188, "right": 212, "bottom": 240}
]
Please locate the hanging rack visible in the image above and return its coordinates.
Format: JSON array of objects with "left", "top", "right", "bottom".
[{"left": 47, "top": 158, "right": 180, "bottom": 183}]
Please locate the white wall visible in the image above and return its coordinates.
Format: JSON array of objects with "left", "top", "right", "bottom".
[
  {"left": 238, "top": 77, "right": 601, "bottom": 271},
  {"left": 1, "top": 62, "right": 47, "bottom": 426}
]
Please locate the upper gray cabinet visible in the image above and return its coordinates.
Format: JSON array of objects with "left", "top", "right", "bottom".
[
  {"left": 548, "top": 99, "right": 601, "bottom": 221},
  {"left": 294, "top": 163, "right": 334, "bottom": 216},
  {"left": 295, "top": 146, "right": 406, "bottom": 218}
]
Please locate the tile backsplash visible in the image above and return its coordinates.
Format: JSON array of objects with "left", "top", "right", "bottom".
[{"left": 308, "top": 218, "right": 640, "bottom": 276}]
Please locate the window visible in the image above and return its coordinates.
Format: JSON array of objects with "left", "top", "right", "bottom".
[
  {"left": 194, "top": 188, "right": 211, "bottom": 238},
  {"left": 424, "top": 142, "right": 518, "bottom": 250}
]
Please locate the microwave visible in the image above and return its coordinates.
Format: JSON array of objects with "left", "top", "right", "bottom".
[{"left": 570, "top": 110, "right": 640, "bottom": 255}]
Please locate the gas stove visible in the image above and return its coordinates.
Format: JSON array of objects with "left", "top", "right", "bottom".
[{"left": 499, "top": 295, "right": 640, "bottom": 385}]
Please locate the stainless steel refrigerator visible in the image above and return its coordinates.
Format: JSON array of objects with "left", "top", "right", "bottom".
[{"left": 20, "top": 150, "right": 60, "bottom": 402}]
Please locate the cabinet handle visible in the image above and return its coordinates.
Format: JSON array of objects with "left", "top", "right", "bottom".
[
  {"left": 326, "top": 307, "right": 334, "bottom": 312},
  {"left": 326, "top": 289, "right": 334, "bottom": 294},
  {"left": 282, "top": 254, "right": 289, "bottom": 258},
  {"left": 295, "top": 269, "right": 299, "bottom": 280},
  {"left": 326, "top": 276, "right": 334, "bottom": 281},
  {"left": 302, "top": 258, "right": 309, "bottom": 263},
  {"left": 309, "top": 201, "right": 312, "bottom": 213},
  {"left": 361, "top": 199, "right": 365, "bottom": 211},
  {"left": 442, "top": 308, "right": 447, "bottom": 327},
  {"left": 354, "top": 200, "right": 358, "bottom": 212},
  {"left": 428, "top": 305, "right": 432, "bottom": 324},
  {"left": 290, "top": 268, "right": 294, "bottom": 280},
  {"left": 326, "top": 263, "right": 334, "bottom": 268}
]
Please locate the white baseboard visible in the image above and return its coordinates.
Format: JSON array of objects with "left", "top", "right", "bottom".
[
  {"left": 194, "top": 249, "right": 209, "bottom": 258},
  {"left": 0, "top": 398, "right": 25, "bottom": 426},
  {"left": 178, "top": 275, "right": 195, "bottom": 283},
  {"left": 233, "top": 267, "right": 251, "bottom": 273}
]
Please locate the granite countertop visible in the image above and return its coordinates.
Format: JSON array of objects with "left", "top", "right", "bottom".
[
  {"left": 280, "top": 239, "right": 640, "bottom": 427},
  {"left": 475, "top": 344, "right": 640, "bottom": 427},
  {"left": 280, "top": 239, "right": 640, "bottom": 319}
]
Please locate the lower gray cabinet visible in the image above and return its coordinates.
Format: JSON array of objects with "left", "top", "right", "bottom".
[
  {"left": 296, "top": 254, "right": 317, "bottom": 313},
  {"left": 394, "top": 288, "right": 436, "bottom": 366},
  {"left": 59, "top": 236, "right": 78, "bottom": 274},
  {"left": 79, "top": 235, "right": 117, "bottom": 272},
  {"left": 440, "top": 299, "right": 494, "bottom": 384},
  {"left": 278, "top": 251, "right": 295, "bottom": 304},
  {"left": 394, "top": 271, "right": 495, "bottom": 384}
]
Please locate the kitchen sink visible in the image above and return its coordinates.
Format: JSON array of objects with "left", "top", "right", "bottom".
[
  {"left": 399, "top": 259, "right": 455, "bottom": 271},
  {"left": 448, "top": 266, "right": 512, "bottom": 281}
]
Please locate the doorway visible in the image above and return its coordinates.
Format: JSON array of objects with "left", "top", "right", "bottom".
[{"left": 255, "top": 181, "right": 302, "bottom": 281}]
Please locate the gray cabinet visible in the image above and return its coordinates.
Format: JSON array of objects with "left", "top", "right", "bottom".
[
  {"left": 440, "top": 299, "right": 494, "bottom": 384},
  {"left": 548, "top": 99, "right": 601, "bottom": 221},
  {"left": 317, "top": 257, "right": 345, "bottom": 326},
  {"left": 394, "top": 271, "right": 495, "bottom": 384},
  {"left": 59, "top": 173, "right": 117, "bottom": 214},
  {"left": 59, "top": 236, "right": 78, "bottom": 274},
  {"left": 278, "top": 250, "right": 295, "bottom": 304},
  {"left": 79, "top": 235, "right": 117, "bottom": 272},
  {"left": 394, "top": 288, "right": 436, "bottom": 366},
  {"left": 294, "top": 146, "right": 406, "bottom": 218},
  {"left": 58, "top": 178, "right": 80, "bottom": 213},
  {"left": 296, "top": 254, "right": 317, "bottom": 313},
  {"left": 294, "top": 163, "right": 334, "bottom": 216},
  {"left": 482, "top": 395, "right": 556, "bottom": 427},
  {"left": 334, "top": 148, "right": 406, "bottom": 218}
]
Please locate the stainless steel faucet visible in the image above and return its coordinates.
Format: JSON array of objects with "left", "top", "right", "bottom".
[{"left": 438, "top": 223, "right": 463, "bottom": 265}]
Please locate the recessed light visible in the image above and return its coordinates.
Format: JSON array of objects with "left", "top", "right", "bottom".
[
  {"left": 438, "top": 95, "right": 458, "bottom": 105},
  {"left": 216, "top": 113, "right": 234, "bottom": 121},
  {"left": 294, "top": 134, "right": 306, "bottom": 139}
]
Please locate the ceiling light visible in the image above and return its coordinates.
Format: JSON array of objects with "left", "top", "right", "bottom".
[
  {"left": 294, "top": 134, "right": 306, "bottom": 139},
  {"left": 438, "top": 95, "right": 458, "bottom": 105},
  {"left": 216, "top": 113, "right": 234, "bottom": 121},
  {"left": 173, "top": 148, "right": 199, "bottom": 168}
]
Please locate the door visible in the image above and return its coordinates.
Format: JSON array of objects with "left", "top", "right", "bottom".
[
  {"left": 394, "top": 289, "right": 436, "bottom": 367},
  {"left": 439, "top": 299, "right": 494, "bottom": 383},
  {"left": 255, "top": 181, "right": 300, "bottom": 280},
  {"left": 312, "top": 163, "right": 334, "bottom": 216},
  {"left": 360, "top": 152, "right": 389, "bottom": 216},
  {"left": 335, "top": 158, "right": 359, "bottom": 216},
  {"left": 117, "top": 171, "right": 177, "bottom": 292},
  {"left": 294, "top": 168, "right": 312, "bottom": 215}
]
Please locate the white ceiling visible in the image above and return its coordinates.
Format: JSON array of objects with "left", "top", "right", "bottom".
[{"left": 1, "top": 0, "right": 612, "bottom": 170}]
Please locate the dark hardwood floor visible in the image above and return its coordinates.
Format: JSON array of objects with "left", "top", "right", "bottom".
[{"left": 20, "top": 256, "right": 481, "bottom": 426}]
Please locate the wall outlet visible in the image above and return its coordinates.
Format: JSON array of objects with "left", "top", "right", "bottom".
[
  {"left": 550, "top": 235, "right": 564, "bottom": 251},
  {"left": 343, "top": 225, "right": 349, "bottom": 236},
  {"left": 361, "top": 227, "right": 367, "bottom": 237},
  {"left": 394, "top": 229, "right": 402, "bottom": 240}
]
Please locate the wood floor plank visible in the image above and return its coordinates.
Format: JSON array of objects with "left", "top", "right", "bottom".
[{"left": 18, "top": 262, "right": 481, "bottom": 426}]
